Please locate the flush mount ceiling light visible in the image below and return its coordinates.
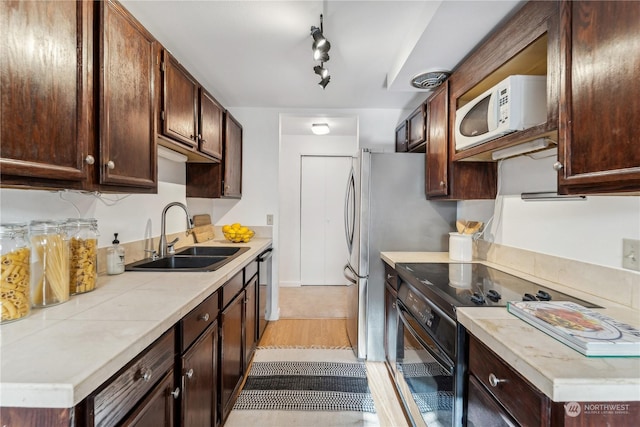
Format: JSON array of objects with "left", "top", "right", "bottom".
[
  {"left": 310, "top": 14, "right": 331, "bottom": 89},
  {"left": 311, "top": 123, "right": 330, "bottom": 135}
]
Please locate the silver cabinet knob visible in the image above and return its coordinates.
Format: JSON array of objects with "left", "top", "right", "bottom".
[
  {"left": 387, "top": 274, "right": 393, "bottom": 280},
  {"left": 185, "top": 368, "right": 194, "bottom": 379},
  {"left": 138, "top": 368, "right": 152, "bottom": 382},
  {"left": 553, "top": 161, "right": 564, "bottom": 171},
  {"left": 170, "top": 387, "right": 180, "bottom": 399},
  {"left": 85, "top": 155, "right": 95, "bottom": 165},
  {"left": 440, "top": 181, "right": 446, "bottom": 187},
  {"left": 488, "top": 373, "right": 506, "bottom": 387},
  {"left": 107, "top": 160, "right": 115, "bottom": 170},
  {"left": 198, "top": 313, "right": 210, "bottom": 322}
]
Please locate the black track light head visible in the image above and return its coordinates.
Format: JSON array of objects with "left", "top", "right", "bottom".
[{"left": 319, "top": 75, "right": 330, "bottom": 89}]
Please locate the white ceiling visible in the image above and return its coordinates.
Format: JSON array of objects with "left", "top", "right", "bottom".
[{"left": 121, "top": 0, "right": 522, "bottom": 112}]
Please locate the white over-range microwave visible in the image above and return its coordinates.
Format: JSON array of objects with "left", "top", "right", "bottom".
[{"left": 454, "top": 75, "right": 547, "bottom": 151}]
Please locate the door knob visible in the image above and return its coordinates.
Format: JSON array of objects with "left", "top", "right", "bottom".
[
  {"left": 553, "top": 161, "right": 564, "bottom": 171},
  {"left": 85, "top": 155, "right": 95, "bottom": 165},
  {"left": 106, "top": 160, "right": 115, "bottom": 170}
]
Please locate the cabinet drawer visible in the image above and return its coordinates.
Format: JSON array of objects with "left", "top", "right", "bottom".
[
  {"left": 180, "top": 291, "right": 219, "bottom": 351},
  {"left": 469, "top": 335, "right": 549, "bottom": 427},
  {"left": 221, "top": 270, "right": 243, "bottom": 309},
  {"left": 93, "top": 328, "right": 175, "bottom": 427},
  {"left": 245, "top": 259, "right": 258, "bottom": 283}
]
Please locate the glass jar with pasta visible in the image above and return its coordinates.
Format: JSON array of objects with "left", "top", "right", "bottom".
[
  {"left": 65, "top": 218, "right": 98, "bottom": 295},
  {"left": 1, "top": 223, "right": 31, "bottom": 323},
  {"left": 29, "top": 220, "right": 70, "bottom": 307}
]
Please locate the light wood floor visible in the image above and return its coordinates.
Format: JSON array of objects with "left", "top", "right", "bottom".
[{"left": 259, "top": 318, "right": 351, "bottom": 347}]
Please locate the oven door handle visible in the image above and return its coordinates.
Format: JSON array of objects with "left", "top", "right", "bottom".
[{"left": 397, "top": 301, "right": 455, "bottom": 374}]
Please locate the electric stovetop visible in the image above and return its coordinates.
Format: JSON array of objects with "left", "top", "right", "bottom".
[{"left": 395, "top": 262, "right": 598, "bottom": 319}]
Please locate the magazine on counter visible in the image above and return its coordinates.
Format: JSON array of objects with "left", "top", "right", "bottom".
[{"left": 507, "top": 301, "right": 640, "bottom": 357}]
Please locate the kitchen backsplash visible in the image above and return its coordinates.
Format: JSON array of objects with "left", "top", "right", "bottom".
[{"left": 475, "top": 239, "right": 640, "bottom": 310}]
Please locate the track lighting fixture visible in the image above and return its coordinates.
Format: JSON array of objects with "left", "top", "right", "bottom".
[{"left": 310, "top": 14, "right": 331, "bottom": 89}]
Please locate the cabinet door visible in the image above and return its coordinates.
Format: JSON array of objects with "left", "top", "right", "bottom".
[
  {"left": 407, "top": 104, "right": 426, "bottom": 152},
  {"left": 395, "top": 121, "right": 408, "bottom": 152},
  {"left": 244, "top": 276, "right": 257, "bottom": 370},
  {"left": 162, "top": 50, "right": 198, "bottom": 149},
  {"left": 426, "top": 82, "right": 449, "bottom": 198},
  {"left": 0, "top": 0, "right": 89, "bottom": 186},
  {"left": 558, "top": 0, "right": 640, "bottom": 194},
  {"left": 223, "top": 112, "right": 243, "bottom": 198},
  {"left": 122, "top": 371, "right": 175, "bottom": 427},
  {"left": 199, "top": 89, "right": 223, "bottom": 160},
  {"left": 99, "top": 0, "right": 157, "bottom": 190},
  {"left": 220, "top": 291, "right": 244, "bottom": 422},
  {"left": 180, "top": 324, "right": 216, "bottom": 427}
]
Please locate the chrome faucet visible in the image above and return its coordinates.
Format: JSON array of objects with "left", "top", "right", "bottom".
[{"left": 159, "top": 202, "right": 194, "bottom": 258}]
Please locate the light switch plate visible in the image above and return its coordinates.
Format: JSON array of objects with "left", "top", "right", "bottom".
[
  {"left": 622, "top": 239, "right": 640, "bottom": 271},
  {"left": 266, "top": 214, "right": 274, "bottom": 225}
]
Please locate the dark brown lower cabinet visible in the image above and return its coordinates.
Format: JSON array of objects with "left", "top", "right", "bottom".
[
  {"left": 220, "top": 290, "right": 244, "bottom": 422},
  {"left": 244, "top": 275, "right": 257, "bottom": 371},
  {"left": 122, "top": 371, "right": 176, "bottom": 427},
  {"left": 180, "top": 322, "right": 217, "bottom": 427}
]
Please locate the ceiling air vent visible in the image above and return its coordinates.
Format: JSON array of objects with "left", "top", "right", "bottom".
[{"left": 411, "top": 71, "right": 450, "bottom": 89}]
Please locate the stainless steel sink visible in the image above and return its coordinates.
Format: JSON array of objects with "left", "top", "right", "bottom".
[
  {"left": 125, "top": 246, "right": 250, "bottom": 272},
  {"left": 175, "top": 246, "right": 249, "bottom": 257}
]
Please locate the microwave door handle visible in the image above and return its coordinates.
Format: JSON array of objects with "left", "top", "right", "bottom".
[{"left": 487, "top": 92, "right": 499, "bottom": 131}]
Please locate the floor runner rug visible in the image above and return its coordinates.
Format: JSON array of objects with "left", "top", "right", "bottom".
[{"left": 225, "top": 349, "right": 380, "bottom": 427}]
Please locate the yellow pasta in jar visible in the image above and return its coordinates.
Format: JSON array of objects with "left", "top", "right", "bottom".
[
  {"left": 69, "top": 237, "right": 97, "bottom": 294},
  {"left": 1, "top": 247, "right": 30, "bottom": 322}
]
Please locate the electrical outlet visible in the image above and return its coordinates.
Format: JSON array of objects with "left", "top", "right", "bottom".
[
  {"left": 266, "top": 214, "right": 273, "bottom": 225},
  {"left": 622, "top": 238, "right": 640, "bottom": 271}
]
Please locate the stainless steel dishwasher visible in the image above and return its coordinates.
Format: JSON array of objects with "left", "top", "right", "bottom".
[{"left": 257, "top": 247, "right": 273, "bottom": 340}]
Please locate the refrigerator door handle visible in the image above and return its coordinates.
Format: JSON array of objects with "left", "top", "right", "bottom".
[
  {"left": 345, "top": 262, "right": 368, "bottom": 280},
  {"left": 344, "top": 167, "right": 355, "bottom": 254},
  {"left": 343, "top": 264, "right": 357, "bottom": 285}
]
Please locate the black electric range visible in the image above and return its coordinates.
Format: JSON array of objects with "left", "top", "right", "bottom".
[
  {"left": 392, "top": 262, "right": 598, "bottom": 427},
  {"left": 395, "top": 262, "right": 598, "bottom": 321}
]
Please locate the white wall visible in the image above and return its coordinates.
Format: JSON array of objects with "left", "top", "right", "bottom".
[{"left": 458, "top": 152, "right": 640, "bottom": 270}]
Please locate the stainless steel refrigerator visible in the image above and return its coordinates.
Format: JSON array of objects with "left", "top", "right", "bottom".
[{"left": 343, "top": 149, "right": 456, "bottom": 361}]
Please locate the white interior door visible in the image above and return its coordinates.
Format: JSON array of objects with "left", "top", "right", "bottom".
[{"left": 300, "top": 155, "right": 351, "bottom": 286}]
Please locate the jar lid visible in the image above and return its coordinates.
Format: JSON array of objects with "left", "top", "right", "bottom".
[
  {"left": 64, "top": 217, "right": 98, "bottom": 226},
  {"left": 0, "top": 222, "right": 29, "bottom": 236},
  {"left": 29, "top": 220, "right": 62, "bottom": 233}
]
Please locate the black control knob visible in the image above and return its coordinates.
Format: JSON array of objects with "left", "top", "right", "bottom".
[
  {"left": 523, "top": 293, "right": 538, "bottom": 301},
  {"left": 487, "top": 289, "right": 502, "bottom": 302},
  {"left": 471, "top": 292, "right": 486, "bottom": 305},
  {"left": 536, "top": 290, "right": 551, "bottom": 301}
]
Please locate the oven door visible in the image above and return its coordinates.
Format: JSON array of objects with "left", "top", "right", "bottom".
[{"left": 396, "top": 301, "right": 455, "bottom": 427}]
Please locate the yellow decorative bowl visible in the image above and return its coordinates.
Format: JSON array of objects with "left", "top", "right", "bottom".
[{"left": 222, "top": 223, "right": 255, "bottom": 243}]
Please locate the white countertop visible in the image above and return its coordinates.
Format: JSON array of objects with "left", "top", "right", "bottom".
[
  {"left": 0, "top": 238, "right": 272, "bottom": 409},
  {"left": 381, "top": 251, "right": 640, "bottom": 402}
]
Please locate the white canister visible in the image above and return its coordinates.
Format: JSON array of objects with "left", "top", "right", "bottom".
[{"left": 449, "top": 232, "right": 473, "bottom": 261}]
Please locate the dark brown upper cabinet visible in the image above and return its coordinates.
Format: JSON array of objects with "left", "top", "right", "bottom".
[
  {"left": 161, "top": 50, "right": 199, "bottom": 150},
  {"left": 186, "top": 111, "right": 243, "bottom": 199},
  {"left": 425, "top": 82, "right": 449, "bottom": 198},
  {"left": 199, "top": 89, "right": 224, "bottom": 160},
  {"left": 556, "top": 0, "right": 640, "bottom": 195},
  {"left": 222, "top": 112, "right": 243, "bottom": 198},
  {"left": 98, "top": 0, "right": 157, "bottom": 191},
  {"left": 0, "top": 0, "right": 157, "bottom": 193},
  {"left": 0, "top": 0, "right": 90, "bottom": 188},
  {"left": 159, "top": 50, "right": 223, "bottom": 163},
  {"left": 449, "top": 1, "right": 558, "bottom": 163},
  {"left": 407, "top": 104, "right": 426, "bottom": 152},
  {"left": 395, "top": 121, "right": 408, "bottom": 152}
]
